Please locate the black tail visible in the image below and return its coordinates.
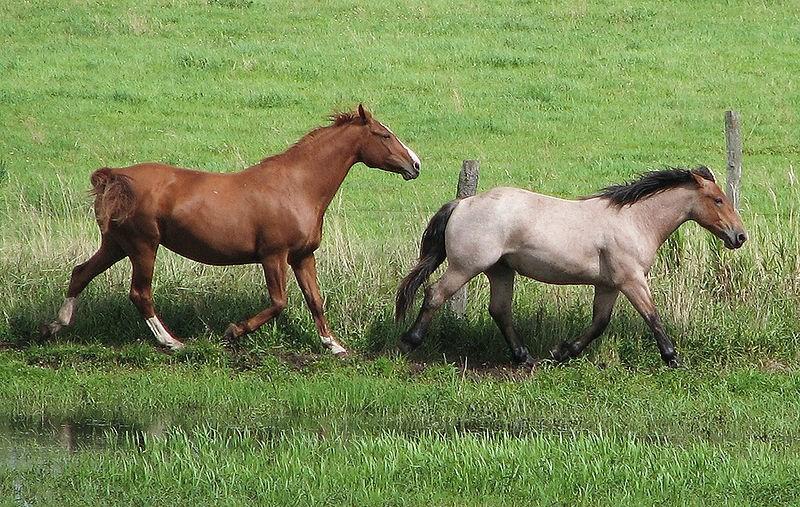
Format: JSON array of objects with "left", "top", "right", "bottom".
[{"left": 395, "top": 199, "right": 460, "bottom": 322}]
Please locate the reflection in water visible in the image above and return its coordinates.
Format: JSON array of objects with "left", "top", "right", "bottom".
[
  {"left": 1, "top": 417, "right": 174, "bottom": 504},
  {"left": 1, "top": 416, "right": 172, "bottom": 458}
]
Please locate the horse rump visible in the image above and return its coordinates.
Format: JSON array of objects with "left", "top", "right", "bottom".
[
  {"left": 395, "top": 199, "right": 460, "bottom": 322},
  {"left": 90, "top": 168, "right": 135, "bottom": 233}
]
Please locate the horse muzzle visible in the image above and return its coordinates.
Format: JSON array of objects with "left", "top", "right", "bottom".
[
  {"left": 401, "top": 162, "right": 420, "bottom": 181},
  {"left": 722, "top": 229, "right": 748, "bottom": 249}
]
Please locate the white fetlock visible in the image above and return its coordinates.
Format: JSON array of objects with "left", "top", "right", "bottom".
[
  {"left": 146, "top": 317, "right": 184, "bottom": 350},
  {"left": 47, "top": 297, "right": 78, "bottom": 335},
  {"left": 57, "top": 297, "right": 78, "bottom": 326},
  {"left": 320, "top": 336, "right": 347, "bottom": 356}
]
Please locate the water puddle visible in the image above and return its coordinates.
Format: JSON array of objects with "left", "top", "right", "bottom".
[{"left": 1, "top": 417, "right": 171, "bottom": 455}]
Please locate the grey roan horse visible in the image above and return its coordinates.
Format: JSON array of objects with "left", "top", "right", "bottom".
[{"left": 395, "top": 167, "right": 747, "bottom": 368}]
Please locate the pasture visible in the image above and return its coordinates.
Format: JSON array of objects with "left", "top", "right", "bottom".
[{"left": 1, "top": 0, "right": 799, "bottom": 504}]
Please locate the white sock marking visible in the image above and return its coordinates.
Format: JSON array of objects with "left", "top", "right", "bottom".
[
  {"left": 321, "top": 336, "right": 347, "bottom": 356},
  {"left": 146, "top": 317, "right": 184, "bottom": 350},
  {"left": 57, "top": 297, "right": 78, "bottom": 326}
]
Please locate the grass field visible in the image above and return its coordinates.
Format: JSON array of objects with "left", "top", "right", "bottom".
[{"left": 1, "top": 0, "right": 799, "bottom": 504}]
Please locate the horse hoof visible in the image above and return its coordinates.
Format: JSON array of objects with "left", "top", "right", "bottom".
[
  {"left": 39, "top": 323, "right": 54, "bottom": 339},
  {"left": 167, "top": 339, "right": 185, "bottom": 351},
  {"left": 398, "top": 330, "right": 423, "bottom": 354},
  {"left": 665, "top": 356, "right": 682, "bottom": 369},
  {"left": 515, "top": 355, "right": 540, "bottom": 369},
  {"left": 397, "top": 339, "right": 419, "bottom": 355},
  {"left": 223, "top": 323, "right": 244, "bottom": 343},
  {"left": 549, "top": 346, "right": 568, "bottom": 363}
]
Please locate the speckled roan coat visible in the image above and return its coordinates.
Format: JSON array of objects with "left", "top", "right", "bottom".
[{"left": 396, "top": 167, "right": 746, "bottom": 368}]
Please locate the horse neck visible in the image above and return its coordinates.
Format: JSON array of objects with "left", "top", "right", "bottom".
[
  {"left": 258, "top": 124, "right": 361, "bottom": 211},
  {"left": 625, "top": 187, "right": 695, "bottom": 256}
]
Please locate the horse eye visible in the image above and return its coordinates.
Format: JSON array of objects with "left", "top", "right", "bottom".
[
  {"left": 714, "top": 197, "right": 723, "bottom": 205},
  {"left": 380, "top": 133, "right": 391, "bottom": 139}
]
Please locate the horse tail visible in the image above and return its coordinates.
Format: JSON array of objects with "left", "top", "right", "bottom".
[
  {"left": 395, "top": 199, "right": 460, "bottom": 322},
  {"left": 90, "top": 168, "right": 134, "bottom": 233}
]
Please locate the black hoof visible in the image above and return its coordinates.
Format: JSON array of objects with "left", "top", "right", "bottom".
[
  {"left": 398, "top": 330, "right": 423, "bottom": 354},
  {"left": 512, "top": 347, "right": 538, "bottom": 368},
  {"left": 664, "top": 355, "right": 682, "bottom": 369},
  {"left": 516, "top": 355, "right": 540, "bottom": 369},
  {"left": 398, "top": 337, "right": 420, "bottom": 354},
  {"left": 39, "top": 324, "right": 54, "bottom": 339},
  {"left": 549, "top": 341, "right": 576, "bottom": 363}
]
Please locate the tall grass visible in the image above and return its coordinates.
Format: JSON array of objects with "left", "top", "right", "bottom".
[
  {"left": 6, "top": 428, "right": 800, "bottom": 506},
  {"left": 3, "top": 357, "right": 800, "bottom": 504},
  {"left": 1, "top": 179, "right": 798, "bottom": 367}
]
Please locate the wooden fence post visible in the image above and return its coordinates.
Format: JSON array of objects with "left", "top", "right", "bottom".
[
  {"left": 447, "top": 160, "right": 480, "bottom": 317},
  {"left": 725, "top": 110, "right": 742, "bottom": 211}
]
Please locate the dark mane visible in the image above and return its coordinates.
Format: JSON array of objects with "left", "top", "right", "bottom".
[{"left": 591, "top": 166, "right": 715, "bottom": 207}]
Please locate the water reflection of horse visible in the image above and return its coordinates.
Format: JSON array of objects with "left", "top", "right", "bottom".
[
  {"left": 44, "top": 105, "right": 421, "bottom": 356},
  {"left": 397, "top": 167, "right": 747, "bottom": 368}
]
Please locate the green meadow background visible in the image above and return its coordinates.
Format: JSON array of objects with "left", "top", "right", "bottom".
[{"left": 1, "top": 0, "right": 799, "bottom": 505}]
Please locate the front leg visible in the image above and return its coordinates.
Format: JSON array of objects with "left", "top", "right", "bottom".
[
  {"left": 291, "top": 254, "right": 347, "bottom": 357},
  {"left": 620, "top": 278, "right": 680, "bottom": 368}
]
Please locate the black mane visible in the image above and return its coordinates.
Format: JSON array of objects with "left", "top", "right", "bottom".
[{"left": 592, "top": 166, "right": 715, "bottom": 207}]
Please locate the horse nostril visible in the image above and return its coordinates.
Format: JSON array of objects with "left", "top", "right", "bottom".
[
  {"left": 413, "top": 161, "right": 420, "bottom": 171},
  {"left": 737, "top": 233, "right": 747, "bottom": 244}
]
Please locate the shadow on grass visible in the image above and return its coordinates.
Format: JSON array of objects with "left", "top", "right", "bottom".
[
  {"left": 6, "top": 285, "right": 685, "bottom": 372},
  {"left": 361, "top": 303, "right": 667, "bottom": 369}
]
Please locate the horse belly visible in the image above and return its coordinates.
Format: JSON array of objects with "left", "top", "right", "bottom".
[
  {"left": 160, "top": 222, "right": 259, "bottom": 265},
  {"left": 504, "top": 246, "right": 600, "bottom": 285}
]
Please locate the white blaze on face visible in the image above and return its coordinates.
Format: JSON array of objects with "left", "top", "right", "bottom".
[
  {"left": 145, "top": 317, "right": 184, "bottom": 350},
  {"left": 380, "top": 123, "right": 421, "bottom": 169}
]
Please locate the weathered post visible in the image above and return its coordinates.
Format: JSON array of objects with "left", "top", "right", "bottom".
[
  {"left": 725, "top": 110, "right": 742, "bottom": 211},
  {"left": 447, "top": 160, "right": 480, "bottom": 317}
]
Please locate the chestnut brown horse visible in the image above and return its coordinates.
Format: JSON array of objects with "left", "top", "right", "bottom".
[
  {"left": 396, "top": 167, "right": 746, "bottom": 368},
  {"left": 43, "top": 105, "right": 420, "bottom": 355}
]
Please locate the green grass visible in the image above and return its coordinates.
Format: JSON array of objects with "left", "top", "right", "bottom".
[
  {"left": 7, "top": 430, "right": 800, "bottom": 506},
  {"left": 2, "top": 0, "right": 800, "bottom": 504},
  {"left": 1, "top": 0, "right": 799, "bottom": 219},
  {"left": 3, "top": 358, "right": 800, "bottom": 505}
]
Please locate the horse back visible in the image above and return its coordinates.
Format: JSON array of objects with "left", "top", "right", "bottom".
[{"left": 94, "top": 163, "right": 314, "bottom": 264}]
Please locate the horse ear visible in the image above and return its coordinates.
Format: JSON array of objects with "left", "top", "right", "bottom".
[
  {"left": 357, "top": 104, "right": 370, "bottom": 124},
  {"left": 691, "top": 166, "right": 715, "bottom": 185}
]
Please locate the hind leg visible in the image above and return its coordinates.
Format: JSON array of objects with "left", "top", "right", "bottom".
[
  {"left": 42, "top": 237, "right": 125, "bottom": 337},
  {"left": 400, "top": 265, "right": 475, "bottom": 351},
  {"left": 550, "top": 285, "right": 619, "bottom": 363},
  {"left": 485, "top": 264, "right": 535, "bottom": 366},
  {"left": 128, "top": 246, "right": 184, "bottom": 350},
  {"left": 223, "top": 254, "right": 289, "bottom": 342}
]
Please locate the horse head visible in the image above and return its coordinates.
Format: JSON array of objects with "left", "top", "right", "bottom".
[
  {"left": 354, "top": 104, "right": 421, "bottom": 180},
  {"left": 688, "top": 166, "right": 747, "bottom": 249}
]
